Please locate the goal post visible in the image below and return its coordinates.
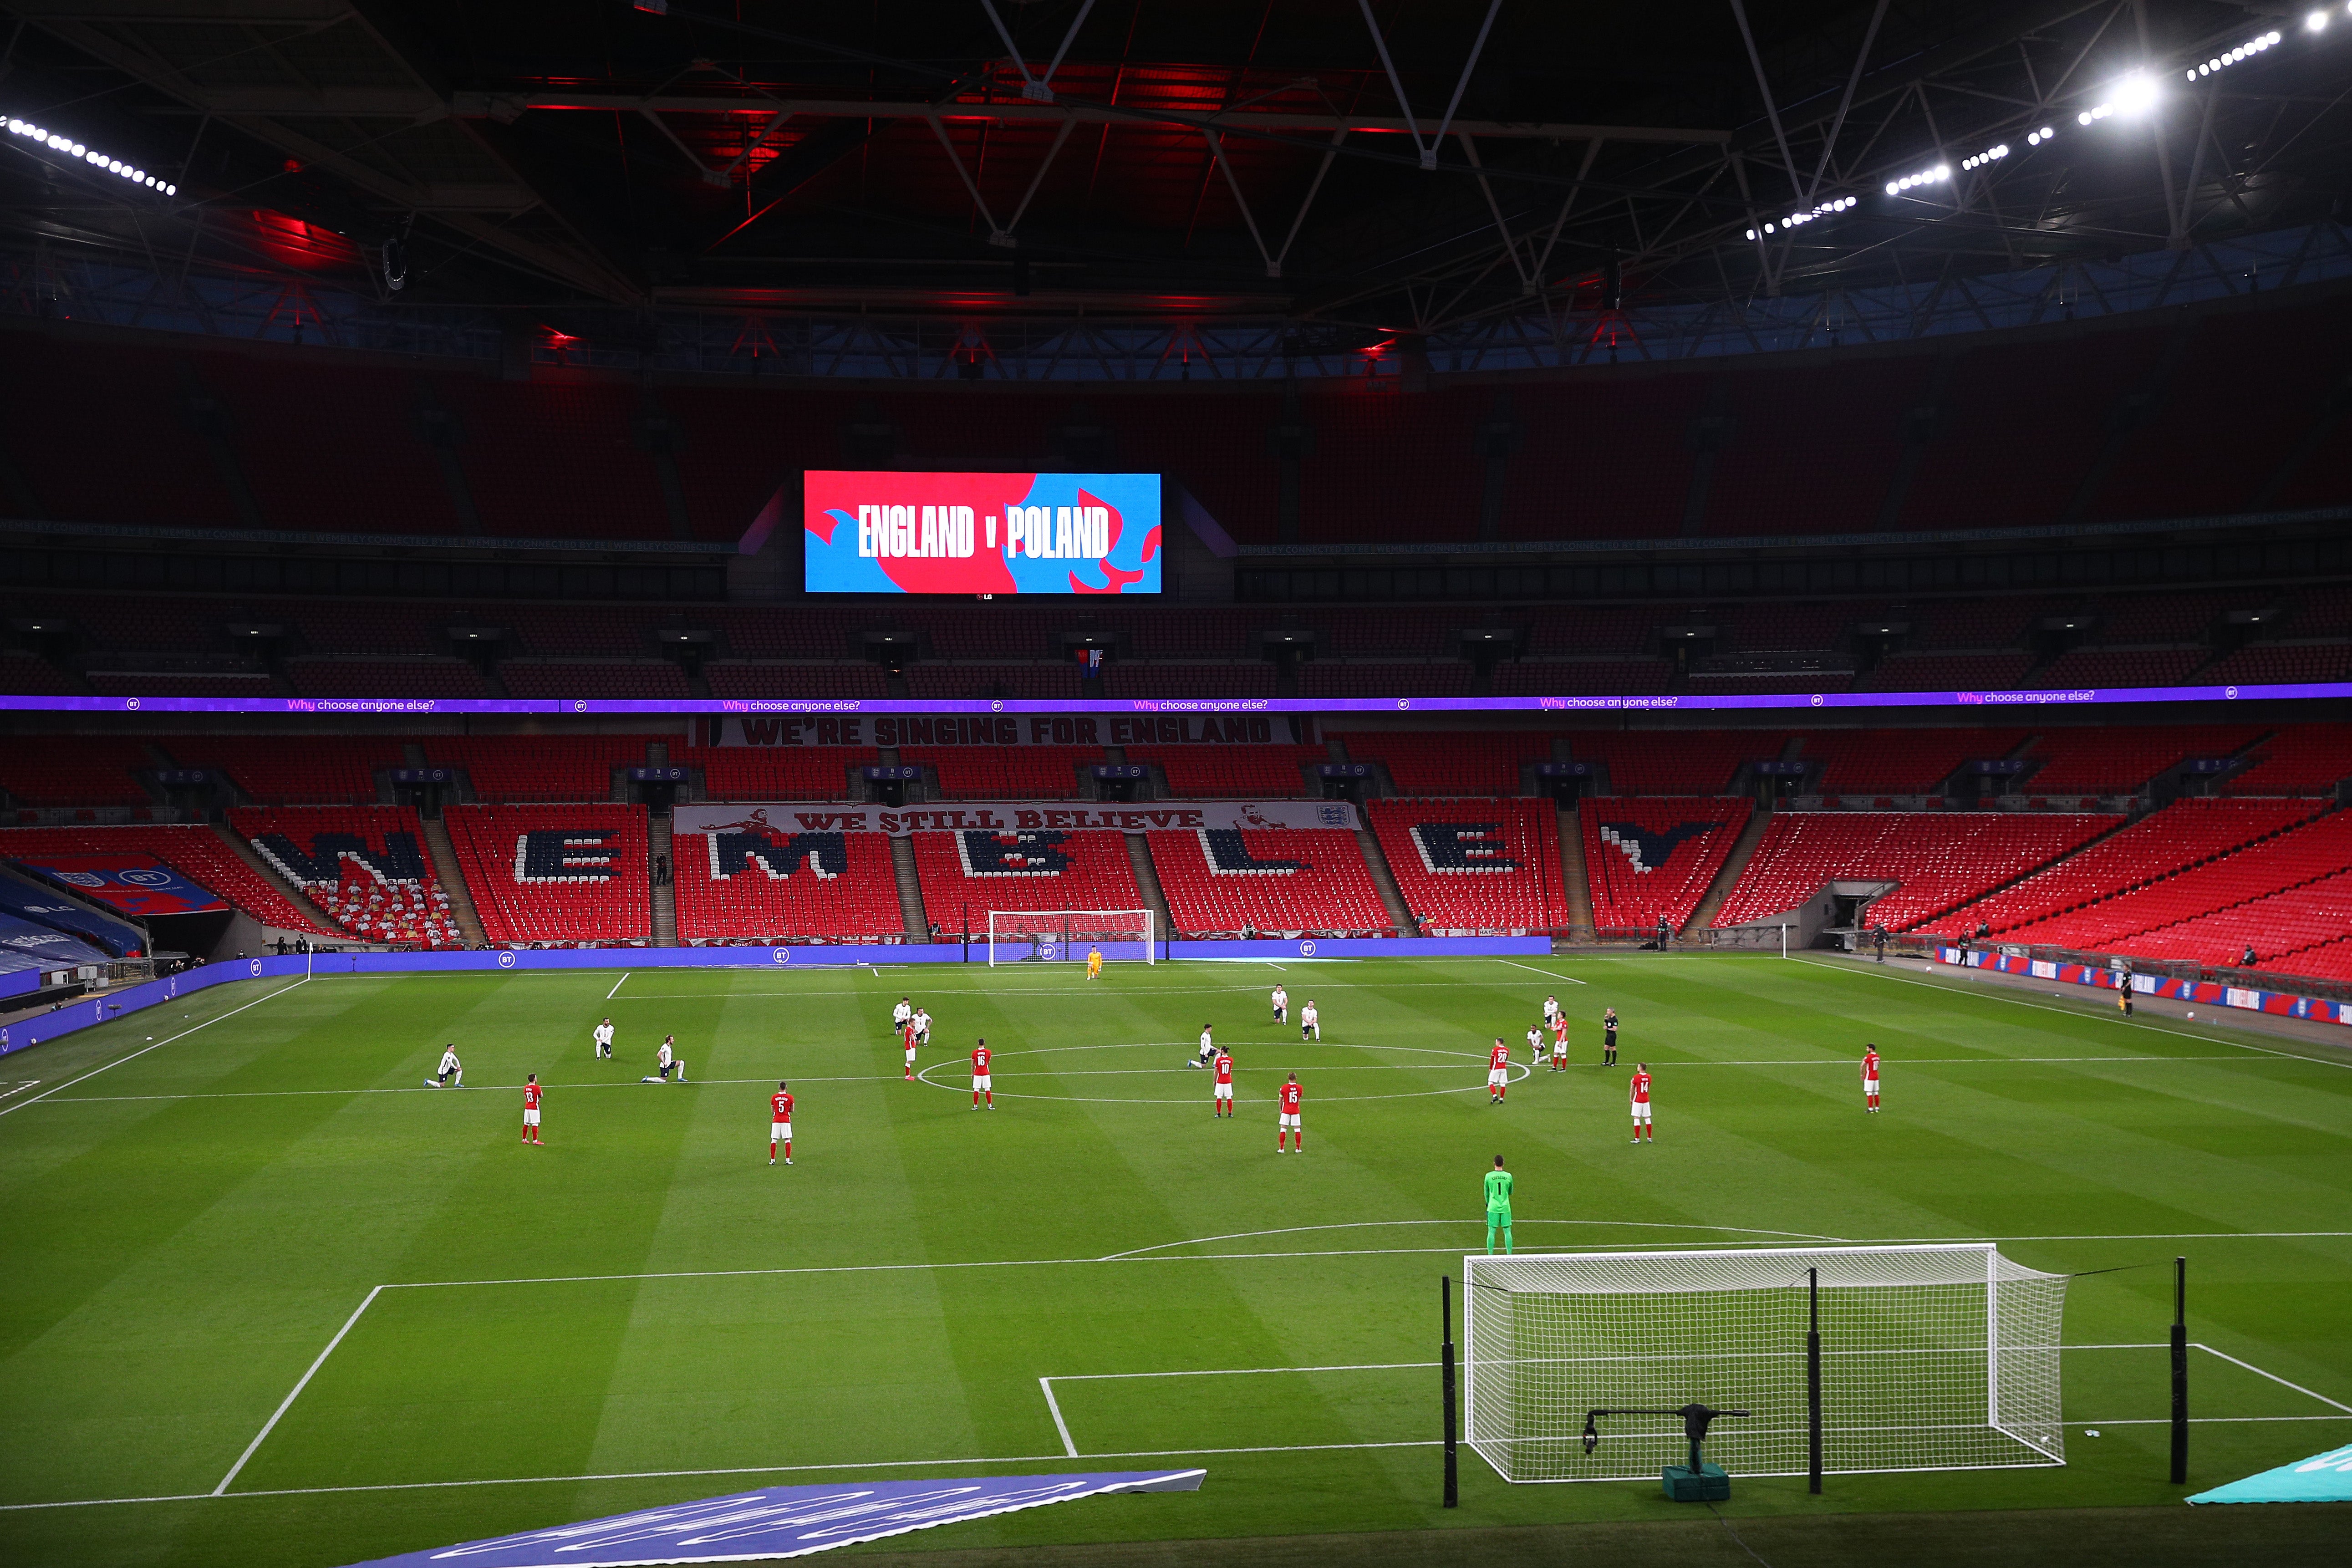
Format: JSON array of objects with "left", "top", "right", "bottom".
[
  {"left": 1462, "top": 1244, "right": 2067, "bottom": 1483},
  {"left": 984, "top": 908, "right": 1156, "bottom": 966}
]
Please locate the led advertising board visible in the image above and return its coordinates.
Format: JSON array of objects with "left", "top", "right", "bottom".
[{"left": 803, "top": 470, "right": 1161, "bottom": 595}]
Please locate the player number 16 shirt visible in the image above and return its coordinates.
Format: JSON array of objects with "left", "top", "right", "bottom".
[{"left": 972, "top": 1045, "right": 992, "bottom": 1076}]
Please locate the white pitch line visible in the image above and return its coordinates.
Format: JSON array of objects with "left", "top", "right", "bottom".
[
  {"left": 1497, "top": 958, "right": 1587, "bottom": 986},
  {"left": 40, "top": 1074, "right": 887, "bottom": 1106},
  {"left": 2195, "top": 1343, "right": 2352, "bottom": 1414},
  {"left": 1039, "top": 1379, "right": 1078, "bottom": 1458},
  {"left": 1049, "top": 1361, "right": 1424, "bottom": 1382},
  {"left": 0, "top": 979, "right": 311, "bottom": 1120},
  {"left": 605, "top": 972, "right": 629, "bottom": 1001},
  {"left": 211, "top": 1286, "right": 382, "bottom": 1496},
  {"left": 1791, "top": 954, "right": 2352, "bottom": 1071},
  {"left": 0, "top": 1080, "right": 41, "bottom": 1100}
]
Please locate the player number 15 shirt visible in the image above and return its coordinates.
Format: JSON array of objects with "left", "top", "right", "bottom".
[
  {"left": 1279, "top": 1081, "right": 1301, "bottom": 1115},
  {"left": 972, "top": 1045, "right": 992, "bottom": 1076}
]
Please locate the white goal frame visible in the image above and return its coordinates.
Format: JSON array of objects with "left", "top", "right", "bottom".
[
  {"left": 984, "top": 908, "right": 1156, "bottom": 966},
  {"left": 1462, "top": 1243, "right": 2067, "bottom": 1483}
]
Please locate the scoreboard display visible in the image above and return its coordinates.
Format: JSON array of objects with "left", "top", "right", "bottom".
[{"left": 803, "top": 470, "right": 1162, "bottom": 595}]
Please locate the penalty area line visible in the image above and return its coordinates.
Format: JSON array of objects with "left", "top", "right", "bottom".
[
  {"left": 1495, "top": 958, "right": 1587, "bottom": 986},
  {"left": 211, "top": 1286, "right": 383, "bottom": 1497},
  {"left": 605, "top": 972, "right": 629, "bottom": 1000}
]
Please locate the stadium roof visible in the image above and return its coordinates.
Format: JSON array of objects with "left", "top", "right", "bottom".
[{"left": 2, "top": 0, "right": 2348, "bottom": 354}]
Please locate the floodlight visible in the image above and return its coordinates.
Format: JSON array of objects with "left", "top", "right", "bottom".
[{"left": 2308, "top": 10, "right": 2328, "bottom": 31}]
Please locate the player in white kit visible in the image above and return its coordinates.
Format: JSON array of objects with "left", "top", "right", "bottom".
[
  {"left": 1190, "top": 1024, "right": 1217, "bottom": 1068},
  {"left": 1299, "top": 999, "right": 1319, "bottom": 1040},
  {"left": 1270, "top": 985, "right": 1288, "bottom": 1024},
  {"left": 592, "top": 1017, "right": 614, "bottom": 1059}
]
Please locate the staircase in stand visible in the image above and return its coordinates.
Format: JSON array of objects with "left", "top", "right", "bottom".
[
  {"left": 419, "top": 817, "right": 487, "bottom": 946},
  {"left": 1126, "top": 834, "right": 1176, "bottom": 941},
  {"left": 648, "top": 813, "right": 677, "bottom": 947},
  {"left": 889, "top": 835, "right": 929, "bottom": 940},
  {"left": 1355, "top": 822, "right": 1419, "bottom": 937},
  {"left": 1687, "top": 807, "right": 1775, "bottom": 935},
  {"left": 1557, "top": 801, "right": 1595, "bottom": 930}
]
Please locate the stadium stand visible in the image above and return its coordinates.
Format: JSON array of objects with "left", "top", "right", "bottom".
[
  {"left": 1500, "top": 377, "right": 1709, "bottom": 540},
  {"left": 2202, "top": 642, "right": 2352, "bottom": 687},
  {"left": 497, "top": 661, "right": 694, "bottom": 700},
  {"left": 1367, "top": 798, "right": 1570, "bottom": 933},
  {"left": 0, "top": 338, "right": 244, "bottom": 526},
  {"left": 1493, "top": 659, "right": 1675, "bottom": 695},
  {"left": 2120, "top": 869, "right": 2352, "bottom": 970},
  {"left": 433, "top": 379, "right": 668, "bottom": 540},
  {"left": 2021, "top": 725, "right": 2265, "bottom": 794},
  {"left": 909, "top": 827, "right": 1144, "bottom": 922},
  {"left": 1148, "top": 829, "right": 1394, "bottom": 937},
  {"left": 445, "top": 804, "right": 651, "bottom": 946},
  {"left": 1128, "top": 745, "right": 1322, "bottom": 798},
  {"left": 0, "top": 823, "right": 331, "bottom": 933},
  {"left": 672, "top": 820, "right": 906, "bottom": 943},
  {"left": 1338, "top": 731, "right": 1553, "bottom": 795},
  {"left": 158, "top": 735, "right": 404, "bottom": 805},
  {"left": 204, "top": 354, "right": 460, "bottom": 535},
  {"left": 704, "top": 663, "right": 891, "bottom": 701},
  {"left": 421, "top": 734, "right": 652, "bottom": 802},
  {"left": 1715, "top": 811, "right": 2123, "bottom": 932},
  {"left": 903, "top": 746, "right": 1096, "bottom": 799},
  {"left": 1705, "top": 359, "right": 1932, "bottom": 537},
  {"left": 284, "top": 658, "right": 490, "bottom": 699},
  {"left": 904, "top": 663, "right": 1086, "bottom": 701},
  {"left": 1582, "top": 797, "right": 1752, "bottom": 935},
  {"left": 1567, "top": 731, "right": 1786, "bottom": 795},
  {"left": 1100, "top": 663, "right": 1278, "bottom": 699},
  {"left": 1, "top": 652, "right": 83, "bottom": 694},
  {"left": 1918, "top": 798, "right": 2323, "bottom": 938},
  {"left": 232, "top": 805, "right": 462, "bottom": 947},
  {"left": 0, "top": 738, "right": 155, "bottom": 809},
  {"left": 1989, "top": 807, "right": 2352, "bottom": 954},
  {"left": 2222, "top": 724, "right": 2352, "bottom": 796},
  {"left": 1799, "top": 728, "right": 2028, "bottom": 795},
  {"left": 2032, "top": 647, "right": 2209, "bottom": 688},
  {"left": 85, "top": 672, "right": 281, "bottom": 698},
  {"left": 683, "top": 747, "right": 875, "bottom": 801},
  {"left": 1854, "top": 652, "right": 2036, "bottom": 692},
  {"left": 1297, "top": 661, "right": 1475, "bottom": 698}
]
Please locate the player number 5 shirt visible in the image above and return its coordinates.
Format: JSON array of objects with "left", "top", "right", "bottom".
[{"left": 772, "top": 1091, "right": 793, "bottom": 1123}]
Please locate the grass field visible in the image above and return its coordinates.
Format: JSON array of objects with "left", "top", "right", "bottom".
[{"left": 1, "top": 952, "right": 2348, "bottom": 1568}]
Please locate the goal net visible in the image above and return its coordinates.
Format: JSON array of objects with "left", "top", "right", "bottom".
[
  {"left": 984, "top": 908, "right": 1156, "bottom": 966},
  {"left": 1463, "top": 1244, "right": 2067, "bottom": 1482}
]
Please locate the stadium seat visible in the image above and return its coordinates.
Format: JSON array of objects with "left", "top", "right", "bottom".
[
  {"left": 1715, "top": 811, "right": 2121, "bottom": 931},
  {"left": 2021, "top": 725, "right": 2264, "bottom": 794},
  {"left": 681, "top": 746, "right": 876, "bottom": 802},
  {"left": 902, "top": 746, "right": 1097, "bottom": 799},
  {"left": 672, "top": 817, "right": 906, "bottom": 942},
  {"left": 908, "top": 828, "right": 1144, "bottom": 929},
  {"left": 1367, "top": 798, "right": 1570, "bottom": 934},
  {"left": 1148, "top": 828, "right": 1394, "bottom": 937},
  {"left": 445, "top": 804, "right": 651, "bottom": 946},
  {"left": 2222, "top": 724, "right": 2352, "bottom": 796},
  {"left": 157, "top": 735, "right": 406, "bottom": 805},
  {"left": 1339, "top": 731, "right": 1554, "bottom": 796},
  {"left": 1128, "top": 745, "right": 1323, "bottom": 799},
  {"left": 0, "top": 738, "right": 156, "bottom": 807},
  {"left": 1582, "top": 797, "right": 1751, "bottom": 935},
  {"left": 231, "top": 804, "right": 463, "bottom": 946},
  {"left": 420, "top": 735, "right": 655, "bottom": 803}
]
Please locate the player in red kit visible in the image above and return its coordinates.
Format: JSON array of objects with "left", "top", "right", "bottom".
[
  {"left": 770, "top": 1080, "right": 794, "bottom": 1165},
  {"left": 1277, "top": 1072, "right": 1302, "bottom": 1152},
  {"left": 1629, "top": 1062, "right": 1654, "bottom": 1143},
  {"left": 1487, "top": 1038, "right": 1512, "bottom": 1104},
  {"left": 971, "top": 1039, "right": 994, "bottom": 1109},
  {"left": 521, "top": 1074, "right": 543, "bottom": 1145},
  {"left": 901, "top": 1021, "right": 918, "bottom": 1081},
  {"left": 1212, "top": 1047, "right": 1235, "bottom": 1118},
  {"left": 1860, "top": 1045, "right": 1881, "bottom": 1114}
]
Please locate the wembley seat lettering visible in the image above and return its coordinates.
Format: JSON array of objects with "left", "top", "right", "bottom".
[{"left": 1409, "top": 821, "right": 1519, "bottom": 875}]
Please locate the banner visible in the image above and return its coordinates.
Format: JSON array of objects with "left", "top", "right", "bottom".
[
  {"left": 701, "top": 712, "right": 1300, "bottom": 748},
  {"left": 2189, "top": 1443, "right": 2352, "bottom": 1504},
  {"left": 803, "top": 470, "right": 1161, "bottom": 595},
  {"left": 12, "top": 854, "right": 228, "bottom": 916},
  {"left": 675, "top": 799, "right": 1359, "bottom": 837},
  {"left": 336, "top": 1470, "right": 1205, "bottom": 1567}
]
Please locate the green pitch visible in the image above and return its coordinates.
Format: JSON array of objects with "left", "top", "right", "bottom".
[{"left": 1, "top": 953, "right": 2348, "bottom": 1567}]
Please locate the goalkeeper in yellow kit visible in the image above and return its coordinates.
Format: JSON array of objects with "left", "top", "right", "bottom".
[{"left": 1484, "top": 1155, "right": 1514, "bottom": 1255}]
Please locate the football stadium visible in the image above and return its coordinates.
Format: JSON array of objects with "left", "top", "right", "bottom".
[{"left": 2, "top": 4, "right": 2351, "bottom": 1565}]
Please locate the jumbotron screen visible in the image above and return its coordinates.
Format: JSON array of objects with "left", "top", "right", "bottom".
[{"left": 803, "top": 470, "right": 1161, "bottom": 595}]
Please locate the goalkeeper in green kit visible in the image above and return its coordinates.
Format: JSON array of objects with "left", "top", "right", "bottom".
[{"left": 1483, "top": 1154, "right": 1514, "bottom": 1255}]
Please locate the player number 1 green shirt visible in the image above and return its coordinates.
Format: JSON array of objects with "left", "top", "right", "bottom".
[{"left": 1483, "top": 1168, "right": 1513, "bottom": 1213}]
